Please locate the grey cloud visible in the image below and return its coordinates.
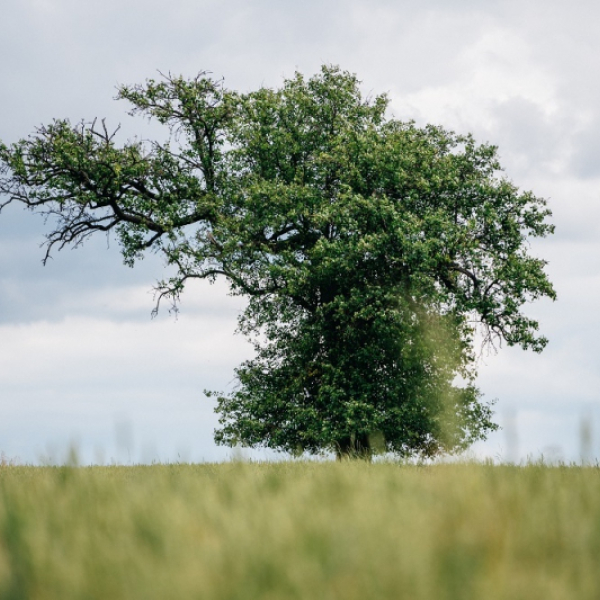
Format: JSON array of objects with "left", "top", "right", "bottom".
[
  {"left": 495, "top": 1, "right": 600, "bottom": 137},
  {"left": 569, "top": 120, "right": 600, "bottom": 178},
  {"left": 487, "top": 97, "right": 567, "bottom": 174},
  {"left": 0, "top": 204, "right": 167, "bottom": 324}
]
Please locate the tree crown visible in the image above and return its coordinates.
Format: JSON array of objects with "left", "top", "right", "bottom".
[{"left": 0, "top": 65, "right": 555, "bottom": 457}]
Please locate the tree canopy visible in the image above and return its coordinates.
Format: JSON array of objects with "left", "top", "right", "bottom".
[{"left": 0, "top": 66, "right": 555, "bottom": 458}]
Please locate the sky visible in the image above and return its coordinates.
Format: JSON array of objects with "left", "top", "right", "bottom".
[{"left": 1, "top": 0, "right": 599, "bottom": 464}]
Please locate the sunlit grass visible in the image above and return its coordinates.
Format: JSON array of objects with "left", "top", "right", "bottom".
[{"left": 0, "top": 460, "right": 598, "bottom": 599}]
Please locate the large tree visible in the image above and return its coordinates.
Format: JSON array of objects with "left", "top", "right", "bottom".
[{"left": 0, "top": 66, "right": 555, "bottom": 458}]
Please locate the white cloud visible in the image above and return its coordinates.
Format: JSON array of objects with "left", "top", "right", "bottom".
[{"left": 0, "top": 297, "right": 251, "bottom": 464}]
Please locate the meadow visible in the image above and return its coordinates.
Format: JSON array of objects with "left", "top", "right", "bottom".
[{"left": 0, "top": 460, "right": 598, "bottom": 599}]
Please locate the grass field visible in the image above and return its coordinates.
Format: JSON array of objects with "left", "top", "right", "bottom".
[{"left": 0, "top": 460, "right": 598, "bottom": 599}]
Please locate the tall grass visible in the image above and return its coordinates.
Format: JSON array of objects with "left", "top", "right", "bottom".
[{"left": 0, "top": 461, "right": 598, "bottom": 599}]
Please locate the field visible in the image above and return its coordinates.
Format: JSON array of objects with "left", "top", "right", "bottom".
[{"left": 0, "top": 460, "right": 598, "bottom": 599}]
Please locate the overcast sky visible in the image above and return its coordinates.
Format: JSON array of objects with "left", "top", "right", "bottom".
[{"left": 1, "top": 0, "right": 599, "bottom": 464}]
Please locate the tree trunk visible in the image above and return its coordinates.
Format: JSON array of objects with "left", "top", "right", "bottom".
[{"left": 335, "top": 433, "right": 372, "bottom": 461}]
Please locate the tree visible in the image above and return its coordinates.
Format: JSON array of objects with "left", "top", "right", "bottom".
[{"left": 0, "top": 66, "right": 555, "bottom": 458}]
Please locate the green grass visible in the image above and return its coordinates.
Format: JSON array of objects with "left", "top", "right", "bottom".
[{"left": 0, "top": 461, "right": 599, "bottom": 599}]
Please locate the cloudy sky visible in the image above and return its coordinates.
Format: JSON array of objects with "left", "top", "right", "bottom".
[{"left": 1, "top": 0, "right": 599, "bottom": 464}]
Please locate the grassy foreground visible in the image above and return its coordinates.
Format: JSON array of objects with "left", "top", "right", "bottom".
[{"left": 0, "top": 461, "right": 598, "bottom": 599}]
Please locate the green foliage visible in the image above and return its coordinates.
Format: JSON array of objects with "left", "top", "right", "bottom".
[
  {"left": 214, "top": 298, "right": 494, "bottom": 457},
  {"left": 0, "top": 66, "right": 555, "bottom": 457},
  {"left": 1, "top": 462, "right": 600, "bottom": 600}
]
